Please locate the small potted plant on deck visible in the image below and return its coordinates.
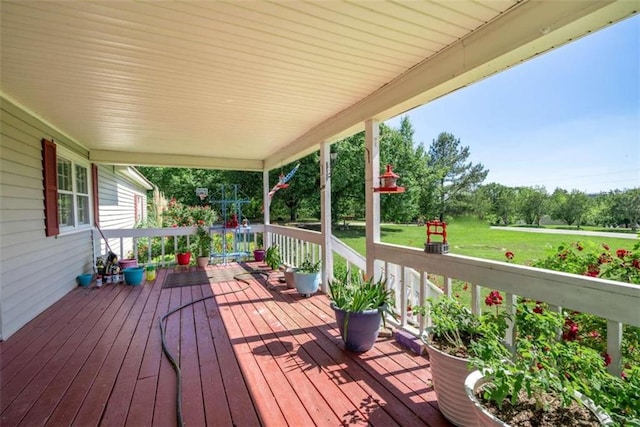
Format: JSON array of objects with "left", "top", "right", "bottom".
[
  {"left": 193, "top": 224, "right": 211, "bottom": 268},
  {"left": 265, "top": 244, "right": 282, "bottom": 271},
  {"left": 292, "top": 256, "right": 321, "bottom": 297},
  {"left": 328, "top": 270, "right": 393, "bottom": 352},
  {"left": 176, "top": 236, "right": 192, "bottom": 266},
  {"left": 253, "top": 234, "right": 265, "bottom": 262}
]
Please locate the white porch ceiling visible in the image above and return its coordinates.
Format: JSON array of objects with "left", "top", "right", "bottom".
[{"left": 1, "top": 1, "right": 636, "bottom": 171}]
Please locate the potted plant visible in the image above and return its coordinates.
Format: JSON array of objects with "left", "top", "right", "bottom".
[
  {"left": 328, "top": 270, "right": 393, "bottom": 352},
  {"left": 176, "top": 235, "right": 192, "bottom": 266},
  {"left": 412, "top": 295, "right": 508, "bottom": 427},
  {"left": 466, "top": 298, "right": 618, "bottom": 426},
  {"left": 292, "top": 257, "right": 321, "bottom": 297},
  {"left": 265, "top": 244, "right": 282, "bottom": 271},
  {"left": 253, "top": 233, "right": 265, "bottom": 262},
  {"left": 193, "top": 224, "right": 211, "bottom": 268}
]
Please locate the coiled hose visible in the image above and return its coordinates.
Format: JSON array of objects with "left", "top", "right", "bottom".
[{"left": 159, "top": 270, "right": 270, "bottom": 427}]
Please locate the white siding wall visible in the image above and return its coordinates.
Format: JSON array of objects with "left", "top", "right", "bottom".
[
  {"left": 0, "top": 97, "right": 93, "bottom": 340},
  {"left": 0, "top": 97, "right": 150, "bottom": 340},
  {"left": 97, "top": 166, "right": 149, "bottom": 259}
]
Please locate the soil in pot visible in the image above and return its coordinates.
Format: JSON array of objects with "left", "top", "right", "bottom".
[{"left": 477, "top": 389, "right": 603, "bottom": 427}]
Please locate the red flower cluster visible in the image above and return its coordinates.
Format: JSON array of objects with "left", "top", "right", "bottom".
[
  {"left": 602, "top": 352, "right": 612, "bottom": 366},
  {"left": 616, "top": 249, "right": 631, "bottom": 259},
  {"left": 533, "top": 304, "right": 544, "bottom": 314},
  {"left": 584, "top": 265, "right": 600, "bottom": 277},
  {"left": 505, "top": 251, "right": 514, "bottom": 260},
  {"left": 633, "top": 259, "right": 640, "bottom": 270},
  {"left": 485, "top": 290, "right": 503, "bottom": 306},
  {"left": 563, "top": 318, "right": 579, "bottom": 341},
  {"left": 602, "top": 243, "right": 610, "bottom": 251}
]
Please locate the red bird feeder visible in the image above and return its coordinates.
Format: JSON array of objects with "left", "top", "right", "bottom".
[
  {"left": 374, "top": 164, "right": 405, "bottom": 193},
  {"left": 424, "top": 220, "right": 449, "bottom": 254}
]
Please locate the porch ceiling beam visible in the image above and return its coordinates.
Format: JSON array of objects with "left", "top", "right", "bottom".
[
  {"left": 90, "top": 150, "right": 263, "bottom": 171},
  {"left": 264, "top": 0, "right": 635, "bottom": 170}
]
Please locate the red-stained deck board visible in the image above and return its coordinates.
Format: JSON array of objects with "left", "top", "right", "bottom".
[
  {"left": 213, "top": 280, "right": 291, "bottom": 426},
  {"left": 0, "top": 263, "right": 449, "bottom": 427},
  {"left": 225, "top": 278, "right": 341, "bottom": 426},
  {"left": 1, "top": 285, "right": 125, "bottom": 426},
  {"left": 191, "top": 285, "right": 234, "bottom": 426},
  {"left": 202, "top": 284, "right": 262, "bottom": 427},
  {"left": 43, "top": 282, "right": 149, "bottom": 426}
]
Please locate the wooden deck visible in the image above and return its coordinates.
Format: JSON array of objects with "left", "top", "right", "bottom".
[{"left": 1, "top": 262, "right": 450, "bottom": 426}]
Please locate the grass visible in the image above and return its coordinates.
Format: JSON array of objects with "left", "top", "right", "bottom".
[{"left": 333, "top": 216, "right": 636, "bottom": 266}]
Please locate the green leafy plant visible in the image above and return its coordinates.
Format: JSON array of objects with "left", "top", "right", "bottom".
[
  {"left": 470, "top": 298, "right": 639, "bottom": 425},
  {"left": 265, "top": 245, "right": 282, "bottom": 271},
  {"left": 193, "top": 225, "right": 211, "bottom": 257},
  {"left": 412, "top": 293, "right": 508, "bottom": 359},
  {"left": 329, "top": 270, "right": 393, "bottom": 313},
  {"left": 296, "top": 256, "right": 321, "bottom": 274}
]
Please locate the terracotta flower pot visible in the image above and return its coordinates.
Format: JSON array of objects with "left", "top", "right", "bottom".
[{"left": 196, "top": 256, "right": 209, "bottom": 268}]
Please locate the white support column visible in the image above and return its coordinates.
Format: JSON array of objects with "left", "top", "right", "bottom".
[
  {"left": 320, "top": 141, "right": 333, "bottom": 293},
  {"left": 263, "top": 169, "right": 270, "bottom": 247},
  {"left": 365, "top": 119, "right": 380, "bottom": 279}
]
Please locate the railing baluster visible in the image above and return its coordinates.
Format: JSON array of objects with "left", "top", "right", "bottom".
[
  {"left": 471, "top": 284, "right": 481, "bottom": 315},
  {"left": 400, "top": 266, "right": 408, "bottom": 327},
  {"left": 607, "top": 321, "right": 623, "bottom": 376},
  {"left": 443, "top": 276, "right": 452, "bottom": 297},
  {"left": 505, "top": 293, "right": 517, "bottom": 351}
]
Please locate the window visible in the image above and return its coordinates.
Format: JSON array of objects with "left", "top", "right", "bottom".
[
  {"left": 42, "top": 138, "right": 93, "bottom": 235},
  {"left": 57, "top": 154, "right": 91, "bottom": 230}
]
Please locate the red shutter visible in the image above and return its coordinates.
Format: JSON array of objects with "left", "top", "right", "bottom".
[
  {"left": 42, "top": 138, "right": 59, "bottom": 236},
  {"left": 92, "top": 163, "right": 100, "bottom": 227}
]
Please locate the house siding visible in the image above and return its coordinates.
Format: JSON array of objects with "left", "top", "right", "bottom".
[
  {"left": 0, "top": 97, "right": 149, "bottom": 340},
  {"left": 97, "top": 165, "right": 149, "bottom": 258}
]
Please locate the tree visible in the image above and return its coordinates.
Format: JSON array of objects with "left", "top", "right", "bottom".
[
  {"left": 427, "top": 132, "right": 488, "bottom": 221},
  {"left": 549, "top": 188, "right": 591, "bottom": 228},
  {"left": 607, "top": 188, "right": 640, "bottom": 230},
  {"left": 476, "top": 183, "right": 516, "bottom": 225},
  {"left": 379, "top": 118, "right": 429, "bottom": 223},
  {"left": 515, "top": 186, "right": 548, "bottom": 226}
]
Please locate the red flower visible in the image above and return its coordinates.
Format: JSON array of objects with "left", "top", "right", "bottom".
[
  {"left": 602, "top": 353, "right": 612, "bottom": 366},
  {"left": 616, "top": 249, "right": 629, "bottom": 259},
  {"left": 576, "top": 243, "right": 584, "bottom": 251},
  {"left": 463, "top": 283, "right": 469, "bottom": 291},
  {"left": 533, "top": 305, "right": 544, "bottom": 314},
  {"left": 505, "top": 251, "right": 514, "bottom": 260},
  {"left": 589, "top": 330, "right": 600, "bottom": 339},
  {"left": 537, "top": 362, "right": 544, "bottom": 370},
  {"left": 584, "top": 265, "right": 599, "bottom": 277},
  {"left": 602, "top": 243, "right": 610, "bottom": 251},
  {"left": 621, "top": 371, "right": 627, "bottom": 380},
  {"left": 633, "top": 259, "right": 640, "bottom": 270},
  {"left": 563, "top": 319, "right": 579, "bottom": 341},
  {"left": 485, "top": 290, "right": 503, "bottom": 307}
]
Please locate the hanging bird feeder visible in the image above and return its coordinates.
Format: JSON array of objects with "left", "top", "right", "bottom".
[{"left": 374, "top": 164, "right": 405, "bottom": 193}]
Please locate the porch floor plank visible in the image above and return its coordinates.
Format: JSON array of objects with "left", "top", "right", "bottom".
[{"left": 0, "top": 262, "right": 450, "bottom": 427}]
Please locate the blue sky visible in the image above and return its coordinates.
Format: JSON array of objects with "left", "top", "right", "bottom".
[{"left": 386, "top": 15, "right": 639, "bottom": 194}]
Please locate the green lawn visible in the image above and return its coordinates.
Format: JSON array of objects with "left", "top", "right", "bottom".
[{"left": 333, "top": 216, "right": 636, "bottom": 266}]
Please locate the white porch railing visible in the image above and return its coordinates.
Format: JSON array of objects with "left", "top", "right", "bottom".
[{"left": 94, "top": 225, "right": 639, "bottom": 376}]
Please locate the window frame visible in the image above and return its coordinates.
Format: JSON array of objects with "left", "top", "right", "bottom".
[{"left": 55, "top": 146, "right": 93, "bottom": 234}]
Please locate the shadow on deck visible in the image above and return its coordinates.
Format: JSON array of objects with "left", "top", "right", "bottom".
[{"left": 1, "top": 262, "right": 450, "bottom": 426}]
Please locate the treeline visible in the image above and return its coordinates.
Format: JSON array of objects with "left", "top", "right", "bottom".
[{"left": 138, "top": 117, "right": 639, "bottom": 230}]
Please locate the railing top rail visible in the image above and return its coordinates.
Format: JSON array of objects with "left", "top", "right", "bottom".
[
  {"left": 376, "top": 242, "right": 640, "bottom": 326},
  {"left": 266, "top": 224, "right": 323, "bottom": 245}
]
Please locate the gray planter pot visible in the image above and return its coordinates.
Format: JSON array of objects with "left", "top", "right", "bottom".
[
  {"left": 284, "top": 267, "right": 296, "bottom": 289},
  {"left": 425, "top": 339, "right": 477, "bottom": 427},
  {"left": 464, "top": 370, "right": 614, "bottom": 426}
]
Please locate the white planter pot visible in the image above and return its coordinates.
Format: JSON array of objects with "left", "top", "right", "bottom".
[
  {"left": 426, "top": 341, "right": 477, "bottom": 427},
  {"left": 464, "top": 370, "right": 614, "bottom": 427}
]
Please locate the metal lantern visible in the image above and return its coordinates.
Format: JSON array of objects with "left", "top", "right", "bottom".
[{"left": 374, "top": 164, "right": 405, "bottom": 193}]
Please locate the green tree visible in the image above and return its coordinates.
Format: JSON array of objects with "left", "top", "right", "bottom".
[
  {"left": 427, "top": 132, "right": 488, "bottom": 221},
  {"left": 607, "top": 188, "right": 640, "bottom": 230},
  {"left": 476, "top": 183, "right": 516, "bottom": 225},
  {"left": 515, "top": 186, "right": 548, "bottom": 226},
  {"left": 379, "top": 118, "right": 429, "bottom": 223},
  {"left": 549, "top": 188, "right": 591, "bottom": 228}
]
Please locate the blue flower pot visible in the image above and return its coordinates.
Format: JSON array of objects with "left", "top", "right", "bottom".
[
  {"left": 331, "top": 303, "right": 384, "bottom": 352},
  {"left": 77, "top": 273, "right": 93, "bottom": 286},
  {"left": 293, "top": 271, "right": 320, "bottom": 297},
  {"left": 123, "top": 267, "right": 144, "bottom": 286}
]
